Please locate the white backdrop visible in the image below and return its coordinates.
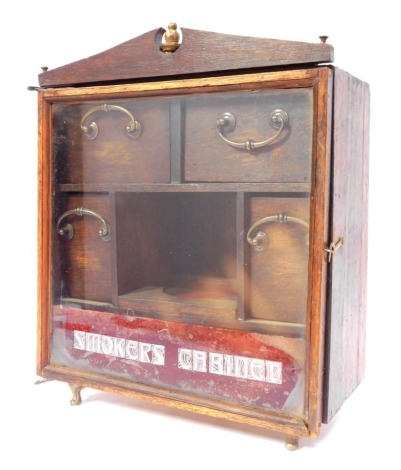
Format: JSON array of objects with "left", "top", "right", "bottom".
[{"left": 1, "top": 1, "right": 400, "bottom": 468}]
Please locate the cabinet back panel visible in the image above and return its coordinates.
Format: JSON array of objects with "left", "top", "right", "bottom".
[{"left": 115, "top": 193, "right": 237, "bottom": 297}]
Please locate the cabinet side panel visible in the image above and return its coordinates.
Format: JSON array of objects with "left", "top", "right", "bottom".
[{"left": 323, "top": 68, "right": 369, "bottom": 423}]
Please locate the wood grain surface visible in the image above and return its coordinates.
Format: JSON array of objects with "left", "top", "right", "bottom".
[
  {"left": 323, "top": 68, "right": 369, "bottom": 423},
  {"left": 39, "top": 27, "right": 333, "bottom": 87}
]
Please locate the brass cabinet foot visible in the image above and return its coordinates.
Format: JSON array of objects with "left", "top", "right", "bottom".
[
  {"left": 285, "top": 435, "right": 299, "bottom": 451},
  {"left": 69, "top": 384, "right": 84, "bottom": 406}
]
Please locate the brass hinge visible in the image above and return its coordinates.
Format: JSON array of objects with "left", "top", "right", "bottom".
[{"left": 325, "top": 238, "right": 344, "bottom": 263}]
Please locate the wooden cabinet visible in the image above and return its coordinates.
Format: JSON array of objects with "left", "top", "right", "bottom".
[{"left": 35, "top": 24, "right": 369, "bottom": 449}]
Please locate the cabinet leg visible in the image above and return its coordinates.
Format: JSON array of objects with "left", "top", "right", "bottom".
[
  {"left": 285, "top": 435, "right": 299, "bottom": 451},
  {"left": 69, "top": 384, "right": 84, "bottom": 406}
]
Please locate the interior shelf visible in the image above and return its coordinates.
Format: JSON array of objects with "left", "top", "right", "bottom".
[
  {"left": 58, "top": 182, "right": 312, "bottom": 193},
  {"left": 119, "top": 276, "right": 237, "bottom": 319},
  {"left": 58, "top": 296, "right": 305, "bottom": 337}
]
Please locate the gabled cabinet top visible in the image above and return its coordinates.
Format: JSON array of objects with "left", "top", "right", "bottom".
[{"left": 38, "top": 23, "right": 334, "bottom": 87}]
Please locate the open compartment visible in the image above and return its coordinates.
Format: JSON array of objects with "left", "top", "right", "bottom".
[{"left": 115, "top": 192, "right": 237, "bottom": 319}]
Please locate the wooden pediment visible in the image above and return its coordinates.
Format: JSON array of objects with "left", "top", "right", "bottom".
[{"left": 39, "top": 25, "right": 333, "bottom": 87}]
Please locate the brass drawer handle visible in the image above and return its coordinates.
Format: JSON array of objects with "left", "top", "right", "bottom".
[
  {"left": 247, "top": 213, "right": 309, "bottom": 252},
  {"left": 216, "top": 109, "right": 289, "bottom": 151},
  {"left": 80, "top": 104, "right": 142, "bottom": 140},
  {"left": 57, "top": 207, "right": 111, "bottom": 241}
]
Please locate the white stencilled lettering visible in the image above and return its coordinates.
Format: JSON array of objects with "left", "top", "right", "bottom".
[
  {"left": 234, "top": 356, "right": 249, "bottom": 379},
  {"left": 177, "top": 347, "right": 283, "bottom": 384},
  {"left": 178, "top": 348, "right": 193, "bottom": 370},
  {"left": 266, "top": 360, "right": 283, "bottom": 384},
  {"left": 193, "top": 350, "right": 207, "bottom": 372},
  {"left": 249, "top": 358, "right": 266, "bottom": 382},
  {"left": 152, "top": 344, "right": 165, "bottom": 366},
  {"left": 125, "top": 340, "right": 139, "bottom": 360},
  {"left": 73, "top": 331, "right": 283, "bottom": 384},
  {"left": 114, "top": 337, "right": 126, "bottom": 358},
  {"left": 223, "top": 354, "right": 234, "bottom": 377},
  {"left": 73, "top": 330, "right": 86, "bottom": 350},
  {"left": 85, "top": 333, "right": 101, "bottom": 353},
  {"left": 139, "top": 343, "right": 152, "bottom": 363},
  {"left": 209, "top": 352, "right": 223, "bottom": 375},
  {"left": 73, "top": 331, "right": 165, "bottom": 367},
  {"left": 101, "top": 335, "right": 114, "bottom": 355}
]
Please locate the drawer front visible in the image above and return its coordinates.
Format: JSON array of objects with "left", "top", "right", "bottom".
[
  {"left": 54, "top": 193, "right": 113, "bottom": 302},
  {"left": 247, "top": 197, "right": 310, "bottom": 324},
  {"left": 53, "top": 99, "right": 171, "bottom": 184},
  {"left": 184, "top": 88, "right": 313, "bottom": 182}
]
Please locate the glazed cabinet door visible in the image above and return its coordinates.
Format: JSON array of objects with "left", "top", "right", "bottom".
[{"left": 37, "top": 68, "right": 332, "bottom": 437}]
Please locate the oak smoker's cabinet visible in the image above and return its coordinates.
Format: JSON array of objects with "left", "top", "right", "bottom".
[{"left": 35, "top": 24, "right": 369, "bottom": 450}]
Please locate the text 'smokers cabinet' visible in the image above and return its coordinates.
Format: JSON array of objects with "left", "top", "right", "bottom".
[{"left": 35, "top": 24, "right": 369, "bottom": 449}]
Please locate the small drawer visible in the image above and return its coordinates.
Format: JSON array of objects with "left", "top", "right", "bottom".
[
  {"left": 184, "top": 88, "right": 313, "bottom": 182},
  {"left": 247, "top": 196, "right": 310, "bottom": 324},
  {"left": 53, "top": 99, "right": 171, "bottom": 184},
  {"left": 54, "top": 193, "right": 113, "bottom": 302}
]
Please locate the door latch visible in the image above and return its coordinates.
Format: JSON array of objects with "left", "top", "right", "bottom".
[{"left": 325, "top": 238, "right": 344, "bottom": 263}]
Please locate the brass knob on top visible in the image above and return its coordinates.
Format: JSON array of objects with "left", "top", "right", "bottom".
[{"left": 160, "top": 22, "right": 181, "bottom": 53}]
